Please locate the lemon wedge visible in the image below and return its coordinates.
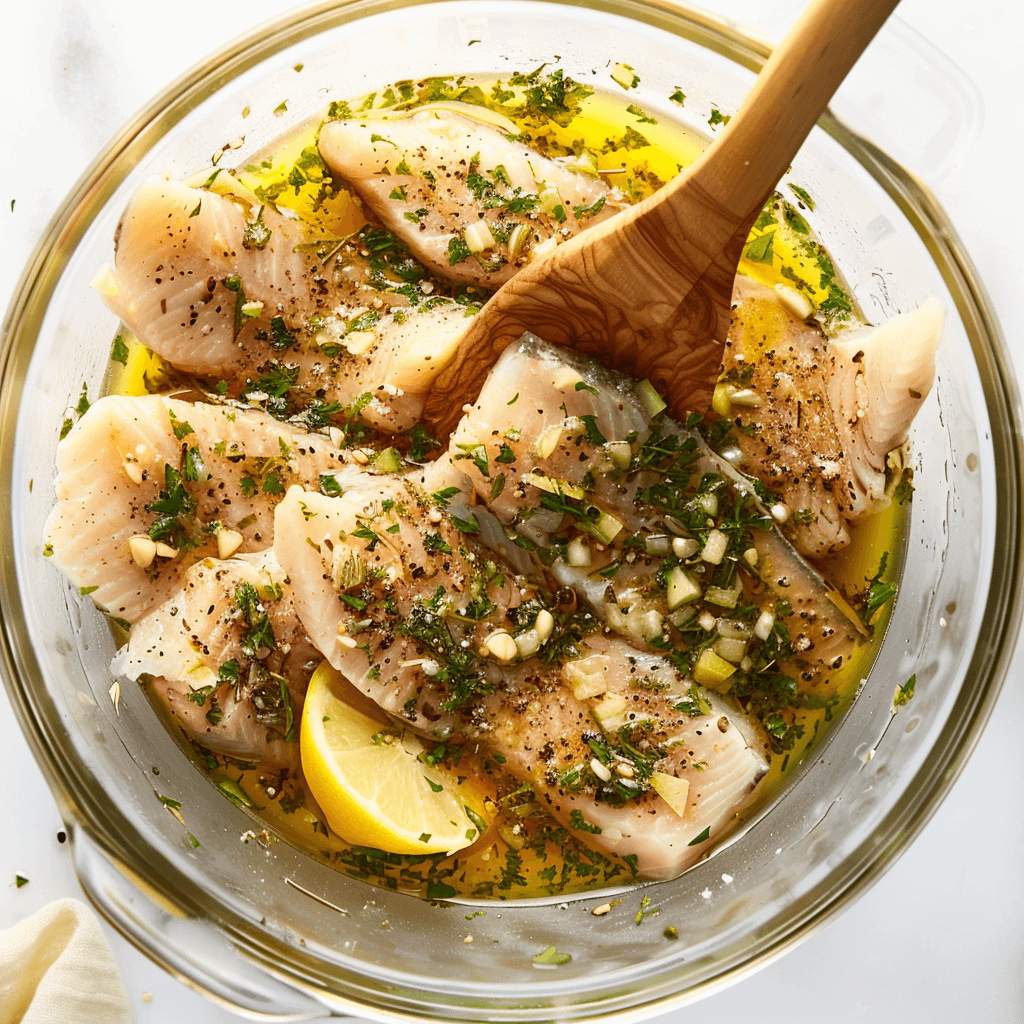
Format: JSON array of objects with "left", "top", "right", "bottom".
[{"left": 300, "top": 663, "right": 488, "bottom": 855}]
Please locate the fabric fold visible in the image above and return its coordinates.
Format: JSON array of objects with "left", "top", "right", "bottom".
[{"left": 0, "top": 898, "right": 131, "bottom": 1024}]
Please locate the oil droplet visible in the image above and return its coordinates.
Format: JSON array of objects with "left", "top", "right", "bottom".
[{"left": 966, "top": 452, "right": 979, "bottom": 471}]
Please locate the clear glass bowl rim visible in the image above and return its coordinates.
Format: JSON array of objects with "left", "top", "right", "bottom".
[{"left": 1, "top": 0, "right": 1022, "bottom": 1019}]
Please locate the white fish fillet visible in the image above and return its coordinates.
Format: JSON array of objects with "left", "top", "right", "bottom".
[
  {"left": 724, "top": 277, "right": 942, "bottom": 556},
  {"left": 97, "top": 176, "right": 473, "bottom": 432},
  {"left": 45, "top": 394, "right": 358, "bottom": 622},
  {"left": 273, "top": 482, "right": 769, "bottom": 879},
  {"left": 318, "top": 108, "right": 623, "bottom": 287},
  {"left": 444, "top": 333, "right": 865, "bottom": 696},
  {"left": 102, "top": 177, "right": 317, "bottom": 373},
  {"left": 272, "top": 478, "right": 532, "bottom": 735},
  {"left": 113, "top": 551, "right": 317, "bottom": 765}
]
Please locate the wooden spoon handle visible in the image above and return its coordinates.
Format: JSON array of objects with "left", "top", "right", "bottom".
[{"left": 667, "top": 0, "right": 900, "bottom": 221}]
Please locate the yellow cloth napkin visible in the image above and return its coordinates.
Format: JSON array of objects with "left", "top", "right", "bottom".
[{"left": 0, "top": 899, "right": 131, "bottom": 1024}]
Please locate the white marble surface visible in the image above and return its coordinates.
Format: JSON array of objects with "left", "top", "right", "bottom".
[{"left": 2, "top": 1, "right": 1022, "bottom": 1021}]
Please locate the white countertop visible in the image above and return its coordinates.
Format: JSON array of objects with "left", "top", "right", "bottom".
[{"left": 2, "top": 1, "right": 1022, "bottom": 1021}]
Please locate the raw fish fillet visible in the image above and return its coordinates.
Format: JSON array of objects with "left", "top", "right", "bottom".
[
  {"left": 318, "top": 107, "right": 623, "bottom": 287},
  {"left": 45, "top": 394, "right": 358, "bottom": 622},
  {"left": 273, "top": 483, "right": 770, "bottom": 879},
  {"left": 272, "top": 477, "right": 531, "bottom": 737},
  {"left": 724, "top": 277, "right": 942, "bottom": 556},
  {"left": 101, "top": 177, "right": 323, "bottom": 372},
  {"left": 112, "top": 551, "right": 317, "bottom": 765},
  {"left": 445, "top": 334, "right": 865, "bottom": 696},
  {"left": 97, "top": 176, "right": 473, "bottom": 431}
]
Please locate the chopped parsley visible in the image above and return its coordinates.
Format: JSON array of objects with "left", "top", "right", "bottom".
[
  {"left": 234, "top": 581, "right": 276, "bottom": 658},
  {"left": 110, "top": 335, "right": 129, "bottom": 366},
  {"left": 893, "top": 673, "right": 916, "bottom": 708},
  {"left": 533, "top": 945, "right": 572, "bottom": 966}
]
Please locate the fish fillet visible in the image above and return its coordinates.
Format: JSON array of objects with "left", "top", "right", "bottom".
[
  {"left": 444, "top": 334, "right": 865, "bottom": 696},
  {"left": 723, "top": 277, "right": 942, "bottom": 556},
  {"left": 318, "top": 107, "right": 623, "bottom": 287},
  {"left": 273, "top": 482, "right": 769, "bottom": 879},
  {"left": 44, "top": 393, "right": 359, "bottom": 622},
  {"left": 113, "top": 551, "right": 317, "bottom": 765},
  {"left": 97, "top": 176, "right": 474, "bottom": 432}
]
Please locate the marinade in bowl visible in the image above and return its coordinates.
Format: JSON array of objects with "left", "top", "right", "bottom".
[{"left": 2, "top": 1, "right": 1021, "bottom": 1020}]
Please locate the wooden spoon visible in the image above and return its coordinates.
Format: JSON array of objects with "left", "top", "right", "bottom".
[{"left": 421, "top": 0, "right": 900, "bottom": 438}]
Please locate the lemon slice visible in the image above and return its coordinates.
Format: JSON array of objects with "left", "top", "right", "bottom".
[{"left": 300, "top": 663, "right": 488, "bottom": 855}]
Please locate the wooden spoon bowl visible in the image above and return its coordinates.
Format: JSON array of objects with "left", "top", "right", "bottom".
[{"left": 422, "top": 0, "right": 901, "bottom": 439}]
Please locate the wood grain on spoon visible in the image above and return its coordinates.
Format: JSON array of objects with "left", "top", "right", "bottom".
[{"left": 422, "top": 0, "right": 901, "bottom": 439}]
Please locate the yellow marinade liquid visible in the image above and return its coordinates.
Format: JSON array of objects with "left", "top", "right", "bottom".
[{"left": 109, "top": 72, "right": 902, "bottom": 899}]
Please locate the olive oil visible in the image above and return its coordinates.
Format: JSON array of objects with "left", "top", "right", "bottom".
[{"left": 118, "top": 67, "right": 904, "bottom": 900}]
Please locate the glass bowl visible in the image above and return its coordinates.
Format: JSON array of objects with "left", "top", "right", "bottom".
[{"left": 2, "top": 1, "right": 1021, "bottom": 1020}]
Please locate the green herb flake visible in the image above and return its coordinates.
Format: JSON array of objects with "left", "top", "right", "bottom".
[
  {"left": 744, "top": 231, "right": 775, "bottom": 265},
  {"left": 788, "top": 183, "right": 816, "bottom": 210},
  {"left": 894, "top": 673, "right": 916, "bottom": 708},
  {"left": 580, "top": 414, "right": 607, "bottom": 446},
  {"left": 431, "top": 486, "right": 461, "bottom": 507},
  {"left": 688, "top": 825, "right": 711, "bottom": 847},
  {"left": 465, "top": 805, "right": 487, "bottom": 833},
  {"left": 450, "top": 512, "right": 481, "bottom": 534},
  {"left": 217, "top": 777, "right": 254, "bottom": 807},
  {"left": 170, "top": 414, "right": 194, "bottom": 440},
  {"left": 222, "top": 274, "right": 248, "bottom": 340},
  {"left": 235, "top": 581, "right": 276, "bottom": 657},
  {"left": 533, "top": 945, "right": 572, "bottom": 966},
  {"left": 273, "top": 100, "right": 288, "bottom": 116},
  {"left": 635, "top": 894, "right": 661, "bottom": 924},
  {"left": 569, "top": 809, "right": 602, "bottom": 834},
  {"left": 79, "top": 585, "right": 99, "bottom": 596},
  {"left": 427, "top": 881, "right": 457, "bottom": 900},
  {"left": 110, "top": 335, "right": 130, "bottom": 366},
  {"left": 669, "top": 88, "right": 686, "bottom": 105},
  {"left": 15, "top": 874, "right": 29, "bottom": 888},
  {"left": 860, "top": 553, "right": 897, "bottom": 624},
  {"left": 782, "top": 201, "right": 811, "bottom": 235},
  {"left": 218, "top": 660, "right": 240, "bottom": 683},
  {"left": 626, "top": 103, "right": 657, "bottom": 125},
  {"left": 447, "top": 237, "right": 472, "bottom": 265}
]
